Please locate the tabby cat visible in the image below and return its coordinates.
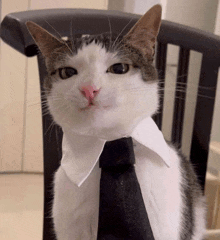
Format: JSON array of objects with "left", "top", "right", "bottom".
[{"left": 26, "top": 4, "right": 206, "bottom": 240}]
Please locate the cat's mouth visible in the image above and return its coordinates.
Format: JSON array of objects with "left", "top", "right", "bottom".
[{"left": 79, "top": 102, "right": 110, "bottom": 111}]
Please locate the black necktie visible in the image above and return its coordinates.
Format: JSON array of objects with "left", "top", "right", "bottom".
[{"left": 97, "top": 137, "right": 155, "bottom": 240}]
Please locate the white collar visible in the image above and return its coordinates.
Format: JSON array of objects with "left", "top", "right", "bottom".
[{"left": 61, "top": 117, "right": 170, "bottom": 187}]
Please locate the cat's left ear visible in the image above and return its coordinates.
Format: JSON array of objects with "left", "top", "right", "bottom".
[
  {"left": 124, "top": 4, "right": 162, "bottom": 59},
  {"left": 26, "top": 21, "right": 70, "bottom": 58}
]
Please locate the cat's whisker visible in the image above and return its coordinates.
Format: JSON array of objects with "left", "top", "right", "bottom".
[
  {"left": 170, "top": 81, "right": 216, "bottom": 89},
  {"left": 23, "top": 104, "right": 50, "bottom": 116},
  {"left": 159, "top": 85, "right": 212, "bottom": 92},
  {"left": 29, "top": 100, "right": 48, "bottom": 107},
  {"left": 48, "top": 49, "right": 76, "bottom": 60},
  {"left": 44, "top": 119, "right": 56, "bottom": 136},
  {"left": 27, "top": 105, "right": 48, "bottom": 112},
  {"left": 43, "top": 19, "right": 73, "bottom": 54},
  {"left": 106, "top": 15, "right": 112, "bottom": 52},
  {"left": 122, "top": 86, "right": 215, "bottom": 100},
  {"left": 27, "top": 100, "right": 48, "bottom": 107},
  {"left": 111, "top": 17, "right": 134, "bottom": 50},
  {"left": 70, "top": 18, "right": 74, "bottom": 52},
  {"left": 122, "top": 84, "right": 159, "bottom": 91},
  {"left": 41, "top": 105, "right": 49, "bottom": 110},
  {"left": 159, "top": 84, "right": 216, "bottom": 92},
  {"left": 157, "top": 72, "right": 188, "bottom": 81},
  {"left": 158, "top": 86, "right": 216, "bottom": 94},
  {"left": 159, "top": 91, "right": 215, "bottom": 100},
  {"left": 50, "top": 49, "right": 72, "bottom": 57},
  {"left": 42, "top": 111, "right": 52, "bottom": 117}
]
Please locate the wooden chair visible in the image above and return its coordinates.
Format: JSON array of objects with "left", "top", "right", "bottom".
[{"left": 1, "top": 8, "right": 220, "bottom": 239}]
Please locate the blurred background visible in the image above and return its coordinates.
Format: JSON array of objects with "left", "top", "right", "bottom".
[{"left": 0, "top": 0, "right": 220, "bottom": 239}]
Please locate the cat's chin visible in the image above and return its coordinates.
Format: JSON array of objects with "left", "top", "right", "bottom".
[
  {"left": 82, "top": 127, "right": 132, "bottom": 140},
  {"left": 78, "top": 104, "right": 111, "bottom": 112},
  {"left": 60, "top": 119, "right": 131, "bottom": 140},
  {"left": 68, "top": 126, "right": 131, "bottom": 141},
  {"left": 60, "top": 114, "right": 150, "bottom": 141}
]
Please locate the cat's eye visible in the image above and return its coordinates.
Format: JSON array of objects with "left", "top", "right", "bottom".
[
  {"left": 107, "top": 63, "right": 129, "bottom": 74},
  {"left": 58, "top": 67, "right": 78, "bottom": 79}
]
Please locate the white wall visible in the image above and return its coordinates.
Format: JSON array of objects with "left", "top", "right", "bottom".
[
  {"left": 165, "top": 0, "right": 219, "bottom": 32},
  {"left": 215, "top": 1, "right": 220, "bottom": 36},
  {"left": 123, "top": 0, "right": 160, "bottom": 15},
  {"left": 108, "top": 0, "right": 162, "bottom": 15},
  {"left": 0, "top": 0, "right": 30, "bottom": 172}
]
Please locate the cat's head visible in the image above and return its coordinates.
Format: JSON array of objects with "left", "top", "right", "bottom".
[{"left": 26, "top": 5, "right": 162, "bottom": 140}]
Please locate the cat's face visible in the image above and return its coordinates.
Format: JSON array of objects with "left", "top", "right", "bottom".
[
  {"left": 45, "top": 39, "right": 158, "bottom": 139},
  {"left": 26, "top": 5, "right": 162, "bottom": 140}
]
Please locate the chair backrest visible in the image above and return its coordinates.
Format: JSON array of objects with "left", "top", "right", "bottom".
[{"left": 1, "top": 8, "right": 220, "bottom": 240}]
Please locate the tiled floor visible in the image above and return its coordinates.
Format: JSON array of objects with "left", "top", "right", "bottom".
[{"left": 0, "top": 173, "right": 43, "bottom": 240}]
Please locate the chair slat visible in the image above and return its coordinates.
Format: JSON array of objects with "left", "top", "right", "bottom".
[
  {"left": 171, "top": 48, "right": 190, "bottom": 146},
  {"left": 37, "top": 55, "right": 63, "bottom": 240},
  {"left": 154, "top": 42, "right": 168, "bottom": 130},
  {"left": 190, "top": 55, "right": 219, "bottom": 190}
]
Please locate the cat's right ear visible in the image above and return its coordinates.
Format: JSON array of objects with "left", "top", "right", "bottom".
[
  {"left": 124, "top": 4, "right": 162, "bottom": 60},
  {"left": 26, "top": 21, "right": 70, "bottom": 58}
]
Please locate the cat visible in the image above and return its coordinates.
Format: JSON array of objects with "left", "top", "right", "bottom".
[{"left": 26, "top": 4, "right": 206, "bottom": 240}]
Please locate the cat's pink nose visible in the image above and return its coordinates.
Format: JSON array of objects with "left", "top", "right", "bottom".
[{"left": 80, "top": 84, "right": 100, "bottom": 101}]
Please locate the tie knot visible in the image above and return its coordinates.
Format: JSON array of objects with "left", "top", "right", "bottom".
[{"left": 99, "top": 137, "right": 135, "bottom": 168}]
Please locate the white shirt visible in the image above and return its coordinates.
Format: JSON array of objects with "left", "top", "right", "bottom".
[
  {"left": 61, "top": 117, "right": 171, "bottom": 187},
  {"left": 54, "top": 117, "right": 184, "bottom": 240}
]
